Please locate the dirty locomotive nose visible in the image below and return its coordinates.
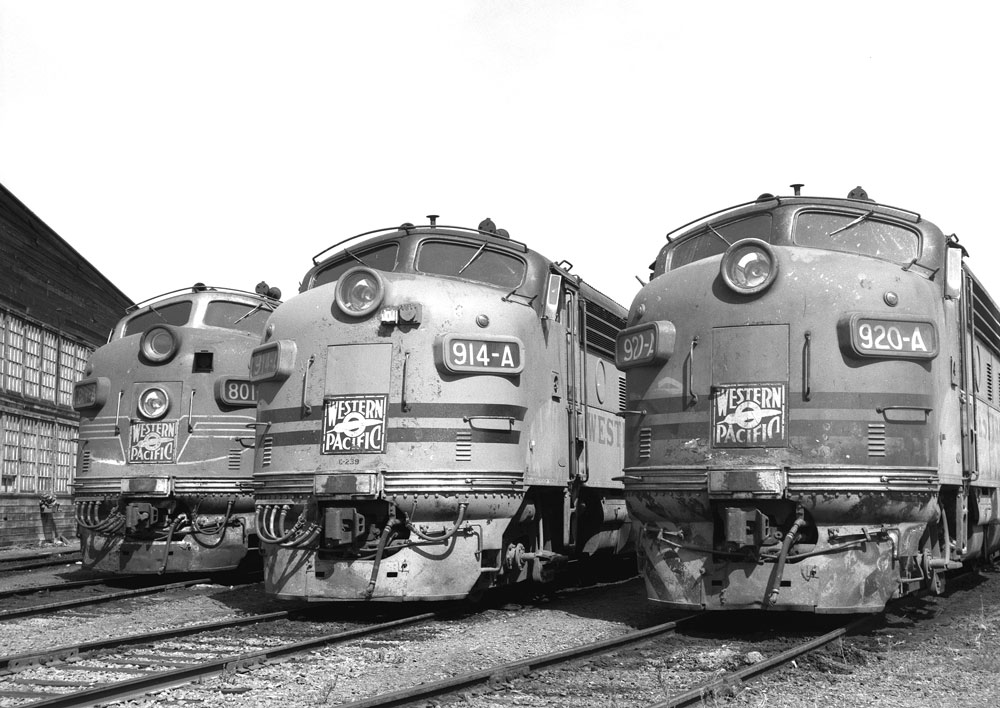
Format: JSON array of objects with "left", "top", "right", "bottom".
[{"left": 618, "top": 186, "right": 987, "bottom": 613}]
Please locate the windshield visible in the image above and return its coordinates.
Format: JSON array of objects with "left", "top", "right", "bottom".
[
  {"left": 123, "top": 301, "right": 192, "bottom": 336},
  {"left": 667, "top": 214, "right": 773, "bottom": 271},
  {"left": 416, "top": 240, "right": 526, "bottom": 289},
  {"left": 204, "top": 301, "right": 272, "bottom": 335},
  {"left": 794, "top": 212, "right": 919, "bottom": 265},
  {"left": 312, "top": 243, "right": 399, "bottom": 289}
]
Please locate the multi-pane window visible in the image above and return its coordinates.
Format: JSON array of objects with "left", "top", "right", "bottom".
[
  {"left": 36, "top": 421, "right": 54, "bottom": 492},
  {"left": 5, "top": 316, "right": 24, "bottom": 395},
  {"left": 1, "top": 414, "right": 18, "bottom": 493},
  {"left": 56, "top": 424, "right": 76, "bottom": 494},
  {"left": 1, "top": 310, "right": 94, "bottom": 407},
  {"left": 1, "top": 310, "right": 97, "bottom": 494},
  {"left": 18, "top": 418, "right": 38, "bottom": 493}
]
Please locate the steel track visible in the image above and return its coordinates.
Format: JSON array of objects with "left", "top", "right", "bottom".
[
  {"left": 0, "top": 552, "right": 83, "bottom": 573},
  {"left": 649, "top": 615, "right": 875, "bottom": 707},
  {"left": 0, "top": 577, "right": 215, "bottom": 621},
  {"left": 335, "top": 614, "right": 700, "bottom": 708},
  {"left": 1, "top": 612, "right": 439, "bottom": 708},
  {"left": 0, "top": 577, "right": 136, "bottom": 601}
]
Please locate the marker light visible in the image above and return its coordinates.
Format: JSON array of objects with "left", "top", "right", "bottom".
[
  {"left": 720, "top": 239, "right": 778, "bottom": 295},
  {"left": 335, "top": 267, "right": 384, "bottom": 317},
  {"left": 140, "top": 325, "right": 180, "bottom": 363},
  {"left": 138, "top": 387, "right": 170, "bottom": 419}
]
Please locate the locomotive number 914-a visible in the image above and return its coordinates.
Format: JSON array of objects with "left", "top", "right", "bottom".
[
  {"left": 848, "top": 316, "right": 938, "bottom": 359},
  {"left": 442, "top": 336, "right": 524, "bottom": 375}
]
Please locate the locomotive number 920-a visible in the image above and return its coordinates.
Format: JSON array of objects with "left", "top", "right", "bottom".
[
  {"left": 443, "top": 336, "right": 524, "bottom": 374},
  {"left": 849, "top": 317, "right": 937, "bottom": 359}
]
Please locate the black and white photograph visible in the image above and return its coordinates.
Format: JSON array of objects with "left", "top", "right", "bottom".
[{"left": 1, "top": 3, "right": 998, "bottom": 706}]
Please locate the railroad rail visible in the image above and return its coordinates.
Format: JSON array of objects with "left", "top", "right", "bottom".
[
  {"left": 0, "top": 551, "right": 82, "bottom": 574},
  {"left": 650, "top": 615, "right": 876, "bottom": 707},
  {"left": 336, "top": 614, "right": 700, "bottom": 708},
  {"left": 0, "top": 577, "right": 215, "bottom": 621},
  {"left": 330, "top": 613, "right": 876, "bottom": 707},
  {"left": 0, "top": 577, "right": 134, "bottom": 601},
  {"left": 0, "top": 611, "right": 438, "bottom": 707}
]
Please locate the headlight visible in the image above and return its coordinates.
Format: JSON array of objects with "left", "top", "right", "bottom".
[
  {"left": 140, "top": 325, "right": 180, "bottom": 363},
  {"left": 720, "top": 239, "right": 778, "bottom": 295},
  {"left": 335, "top": 267, "right": 384, "bottom": 317},
  {"left": 138, "top": 386, "right": 170, "bottom": 419}
]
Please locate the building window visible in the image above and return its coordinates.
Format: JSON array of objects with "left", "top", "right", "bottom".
[
  {"left": 5, "top": 316, "right": 25, "bottom": 395},
  {"left": 1, "top": 414, "right": 18, "bottom": 493},
  {"left": 56, "top": 424, "right": 76, "bottom": 494}
]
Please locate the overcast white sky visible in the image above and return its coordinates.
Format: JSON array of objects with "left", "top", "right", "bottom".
[{"left": 1, "top": 2, "right": 998, "bottom": 309}]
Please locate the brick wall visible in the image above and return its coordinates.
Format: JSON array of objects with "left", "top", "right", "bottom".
[{"left": 0, "top": 494, "right": 75, "bottom": 547}]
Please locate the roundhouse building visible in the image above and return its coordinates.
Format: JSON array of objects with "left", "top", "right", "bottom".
[{"left": 0, "top": 181, "right": 132, "bottom": 547}]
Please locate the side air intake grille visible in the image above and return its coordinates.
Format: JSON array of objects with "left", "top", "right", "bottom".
[
  {"left": 456, "top": 431, "right": 472, "bottom": 462},
  {"left": 261, "top": 436, "right": 273, "bottom": 466},
  {"left": 639, "top": 428, "right": 652, "bottom": 460},
  {"left": 868, "top": 423, "right": 886, "bottom": 457}
]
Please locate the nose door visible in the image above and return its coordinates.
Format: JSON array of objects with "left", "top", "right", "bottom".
[{"left": 710, "top": 324, "right": 789, "bottom": 450}]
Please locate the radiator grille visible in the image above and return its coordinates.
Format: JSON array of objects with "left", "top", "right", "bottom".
[
  {"left": 989, "top": 362, "right": 995, "bottom": 402},
  {"left": 228, "top": 448, "right": 242, "bottom": 471},
  {"left": 618, "top": 377, "right": 627, "bottom": 411},
  {"left": 867, "top": 423, "right": 886, "bottom": 457},
  {"left": 80, "top": 450, "right": 91, "bottom": 475}
]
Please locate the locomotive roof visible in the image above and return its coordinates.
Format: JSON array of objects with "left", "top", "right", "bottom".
[
  {"left": 665, "top": 191, "right": 925, "bottom": 243},
  {"left": 127, "top": 284, "right": 280, "bottom": 314},
  {"left": 304, "top": 219, "right": 626, "bottom": 314}
]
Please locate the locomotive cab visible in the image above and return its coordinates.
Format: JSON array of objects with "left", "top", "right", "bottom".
[
  {"left": 71, "top": 284, "right": 280, "bottom": 574},
  {"left": 620, "top": 188, "right": 997, "bottom": 612},
  {"left": 251, "top": 218, "right": 631, "bottom": 601}
]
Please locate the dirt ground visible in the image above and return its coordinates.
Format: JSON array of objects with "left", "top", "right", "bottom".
[{"left": 3, "top": 542, "right": 1000, "bottom": 707}]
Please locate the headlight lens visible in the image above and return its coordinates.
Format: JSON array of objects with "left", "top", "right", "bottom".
[
  {"left": 335, "top": 267, "right": 384, "bottom": 317},
  {"left": 720, "top": 239, "right": 778, "bottom": 295},
  {"left": 138, "top": 387, "right": 170, "bottom": 419},
  {"left": 140, "top": 325, "right": 179, "bottom": 363}
]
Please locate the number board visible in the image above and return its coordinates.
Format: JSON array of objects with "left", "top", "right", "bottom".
[
  {"left": 216, "top": 378, "right": 258, "bottom": 407},
  {"left": 249, "top": 340, "right": 296, "bottom": 382},
  {"left": 442, "top": 336, "right": 524, "bottom": 375},
  {"left": 616, "top": 323, "right": 658, "bottom": 368},
  {"left": 849, "top": 316, "right": 937, "bottom": 359},
  {"left": 615, "top": 321, "right": 676, "bottom": 369}
]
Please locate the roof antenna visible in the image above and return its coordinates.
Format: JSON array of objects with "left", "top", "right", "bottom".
[
  {"left": 427, "top": 214, "right": 439, "bottom": 227},
  {"left": 790, "top": 183, "right": 804, "bottom": 196}
]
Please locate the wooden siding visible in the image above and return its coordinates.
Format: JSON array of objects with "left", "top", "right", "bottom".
[{"left": 0, "top": 181, "right": 132, "bottom": 547}]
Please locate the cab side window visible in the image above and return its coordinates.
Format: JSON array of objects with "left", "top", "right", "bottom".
[
  {"left": 667, "top": 214, "right": 773, "bottom": 271},
  {"left": 416, "top": 240, "right": 526, "bottom": 289},
  {"left": 123, "top": 301, "right": 192, "bottom": 337},
  {"left": 312, "top": 243, "right": 400, "bottom": 289}
]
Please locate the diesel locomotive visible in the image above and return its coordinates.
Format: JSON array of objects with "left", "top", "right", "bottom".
[
  {"left": 72, "top": 283, "right": 281, "bottom": 574},
  {"left": 617, "top": 186, "right": 1000, "bottom": 612},
  {"left": 250, "top": 217, "right": 631, "bottom": 601}
]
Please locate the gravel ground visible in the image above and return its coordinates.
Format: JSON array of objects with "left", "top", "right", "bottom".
[{"left": 3, "top": 543, "right": 1000, "bottom": 708}]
